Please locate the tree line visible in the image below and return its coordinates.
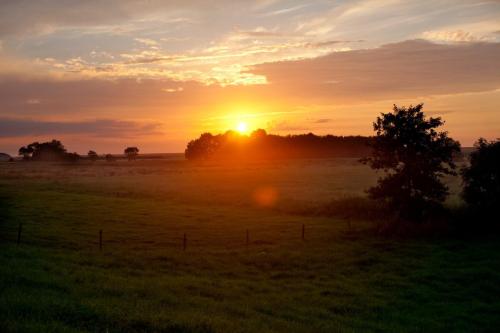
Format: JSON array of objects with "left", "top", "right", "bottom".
[
  {"left": 18, "top": 140, "right": 140, "bottom": 162},
  {"left": 185, "top": 129, "right": 372, "bottom": 160}
]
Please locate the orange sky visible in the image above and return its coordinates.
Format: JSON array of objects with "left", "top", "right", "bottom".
[{"left": 0, "top": 1, "right": 499, "bottom": 154}]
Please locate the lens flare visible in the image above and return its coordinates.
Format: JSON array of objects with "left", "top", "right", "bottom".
[{"left": 253, "top": 186, "right": 278, "bottom": 207}]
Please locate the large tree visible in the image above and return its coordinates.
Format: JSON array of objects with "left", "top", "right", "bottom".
[{"left": 362, "top": 104, "right": 460, "bottom": 220}]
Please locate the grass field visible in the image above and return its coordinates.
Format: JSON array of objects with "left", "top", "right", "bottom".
[{"left": 1, "top": 158, "right": 499, "bottom": 332}]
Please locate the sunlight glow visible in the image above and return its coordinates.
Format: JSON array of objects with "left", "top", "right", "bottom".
[{"left": 236, "top": 121, "right": 249, "bottom": 134}]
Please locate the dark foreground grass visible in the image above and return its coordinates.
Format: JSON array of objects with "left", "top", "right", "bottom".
[{"left": 1, "top": 162, "right": 500, "bottom": 332}]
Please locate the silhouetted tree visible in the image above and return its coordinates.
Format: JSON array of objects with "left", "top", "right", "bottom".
[
  {"left": 88, "top": 150, "right": 98, "bottom": 162},
  {"left": 124, "top": 147, "right": 139, "bottom": 161},
  {"left": 362, "top": 104, "right": 461, "bottom": 220},
  {"left": 105, "top": 154, "right": 115, "bottom": 162},
  {"left": 185, "top": 130, "right": 372, "bottom": 161},
  {"left": 18, "top": 146, "right": 33, "bottom": 160},
  {"left": 185, "top": 133, "right": 221, "bottom": 160},
  {"left": 461, "top": 138, "right": 500, "bottom": 213},
  {"left": 250, "top": 128, "right": 267, "bottom": 139},
  {"left": 18, "top": 140, "right": 67, "bottom": 161},
  {"left": 64, "top": 152, "right": 80, "bottom": 163}
]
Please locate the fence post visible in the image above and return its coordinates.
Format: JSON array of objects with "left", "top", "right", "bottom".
[
  {"left": 302, "top": 224, "right": 305, "bottom": 241},
  {"left": 17, "top": 223, "right": 22, "bottom": 246},
  {"left": 183, "top": 233, "right": 187, "bottom": 251},
  {"left": 99, "top": 229, "right": 103, "bottom": 251}
]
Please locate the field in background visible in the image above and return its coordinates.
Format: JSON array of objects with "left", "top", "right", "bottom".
[{"left": 1, "top": 158, "right": 499, "bottom": 332}]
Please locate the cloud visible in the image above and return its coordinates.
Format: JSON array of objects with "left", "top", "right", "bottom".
[
  {"left": 25, "top": 99, "right": 41, "bottom": 105},
  {"left": 261, "top": 4, "right": 310, "bottom": 17},
  {"left": 0, "top": 0, "right": 201, "bottom": 37},
  {"left": 134, "top": 38, "right": 159, "bottom": 47},
  {"left": 266, "top": 119, "right": 309, "bottom": 132},
  {"left": 314, "top": 118, "right": 332, "bottom": 123},
  {"left": 0, "top": 118, "right": 162, "bottom": 138},
  {"left": 0, "top": 0, "right": 280, "bottom": 37},
  {"left": 250, "top": 39, "right": 500, "bottom": 102},
  {"left": 421, "top": 30, "right": 495, "bottom": 43},
  {"left": 0, "top": 77, "right": 198, "bottom": 115},
  {"left": 236, "top": 29, "right": 283, "bottom": 38},
  {"left": 3, "top": 1, "right": 497, "bottom": 87}
]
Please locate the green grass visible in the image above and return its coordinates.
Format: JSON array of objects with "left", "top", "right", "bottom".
[{"left": 1, "top": 159, "right": 499, "bottom": 332}]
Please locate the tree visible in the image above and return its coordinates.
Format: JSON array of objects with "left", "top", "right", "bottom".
[
  {"left": 88, "top": 150, "right": 98, "bottom": 162},
  {"left": 362, "top": 104, "right": 461, "bottom": 220},
  {"left": 18, "top": 146, "right": 33, "bottom": 160},
  {"left": 250, "top": 128, "right": 267, "bottom": 139},
  {"left": 18, "top": 140, "right": 67, "bottom": 161},
  {"left": 124, "top": 147, "right": 139, "bottom": 161},
  {"left": 461, "top": 138, "right": 500, "bottom": 212},
  {"left": 185, "top": 133, "right": 220, "bottom": 160},
  {"left": 64, "top": 152, "right": 80, "bottom": 163},
  {"left": 105, "top": 154, "right": 115, "bottom": 162},
  {"left": 184, "top": 130, "right": 372, "bottom": 161}
]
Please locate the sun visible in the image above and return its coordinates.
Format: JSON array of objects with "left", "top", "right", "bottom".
[{"left": 236, "top": 121, "right": 249, "bottom": 134}]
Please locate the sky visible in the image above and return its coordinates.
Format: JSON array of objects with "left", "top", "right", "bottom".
[{"left": 0, "top": 0, "right": 499, "bottom": 154}]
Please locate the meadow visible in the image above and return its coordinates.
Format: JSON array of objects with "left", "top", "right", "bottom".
[{"left": 1, "top": 157, "right": 499, "bottom": 332}]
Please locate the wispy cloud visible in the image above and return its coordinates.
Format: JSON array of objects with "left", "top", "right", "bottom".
[
  {"left": 261, "top": 4, "right": 310, "bottom": 17},
  {"left": 421, "top": 29, "right": 496, "bottom": 43},
  {"left": 134, "top": 38, "right": 159, "bottom": 47},
  {"left": 314, "top": 118, "right": 332, "bottom": 123}
]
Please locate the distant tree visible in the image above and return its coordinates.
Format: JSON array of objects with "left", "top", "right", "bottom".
[
  {"left": 250, "top": 128, "right": 267, "bottom": 139},
  {"left": 18, "top": 140, "right": 67, "bottom": 161},
  {"left": 18, "top": 146, "right": 33, "bottom": 160},
  {"left": 185, "top": 133, "right": 221, "bottom": 160},
  {"left": 64, "top": 152, "right": 80, "bottom": 163},
  {"left": 105, "top": 154, "right": 116, "bottom": 162},
  {"left": 362, "top": 104, "right": 461, "bottom": 220},
  {"left": 461, "top": 138, "right": 500, "bottom": 212},
  {"left": 88, "top": 150, "right": 98, "bottom": 162},
  {"left": 124, "top": 147, "right": 139, "bottom": 161}
]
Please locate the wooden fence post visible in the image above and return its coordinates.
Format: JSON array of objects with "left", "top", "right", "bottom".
[{"left": 17, "top": 223, "right": 22, "bottom": 246}]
